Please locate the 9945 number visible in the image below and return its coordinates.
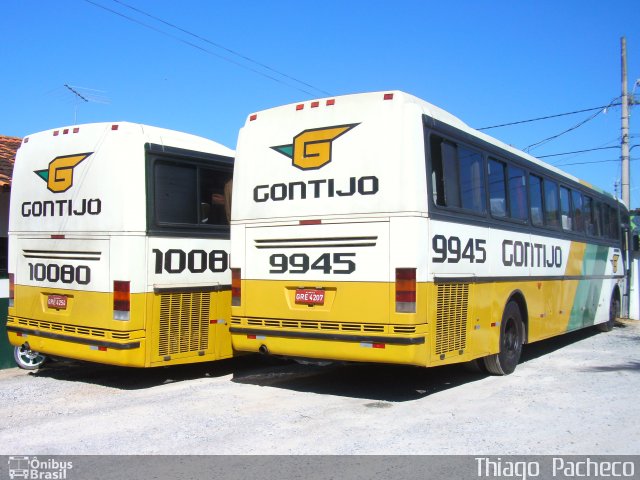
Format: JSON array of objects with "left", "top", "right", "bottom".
[
  {"left": 432, "top": 235, "right": 486, "bottom": 264},
  {"left": 269, "top": 253, "right": 356, "bottom": 274}
]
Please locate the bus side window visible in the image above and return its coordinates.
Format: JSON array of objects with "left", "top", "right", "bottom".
[
  {"left": 429, "top": 135, "right": 446, "bottom": 206},
  {"left": 584, "top": 196, "right": 594, "bottom": 235},
  {"left": 543, "top": 179, "right": 560, "bottom": 228},
  {"left": 508, "top": 165, "right": 528, "bottom": 221},
  {"left": 529, "top": 174, "right": 544, "bottom": 227},
  {"left": 429, "top": 134, "right": 485, "bottom": 213},
  {"left": 459, "top": 147, "right": 485, "bottom": 213},
  {"left": 441, "top": 141, "right": 460, "bottom": 208},
  {"left": 560, "top": 186, "right": 572, "bottom": 231},
  {"left": 488, "top": 158, "right": 507, "bottom": 218},
  {"left": 572, "top": 190, "right": 585, "bottom": 233},
  {"left": 592, "top": 201, "right": 602, "bottom": 237}
]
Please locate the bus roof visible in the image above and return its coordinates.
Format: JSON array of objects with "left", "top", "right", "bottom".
[
  {"left": 22, "top": 121, "right": 234, "bottom": 158},
  {"left": 245, "top": 90, "right": 616, "bottom": 202}
]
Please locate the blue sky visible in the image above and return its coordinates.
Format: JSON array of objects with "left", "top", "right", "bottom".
[{"left": 2, "top": 1, "right": 639, "bottom": 206}]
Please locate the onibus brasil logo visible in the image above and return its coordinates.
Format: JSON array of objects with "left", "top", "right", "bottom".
[
  {"left": 271, "top": 124, "right": 358, "bottom": 170},
  {"left": 34, "top": 153, "right": 92, "bottom": 193}
]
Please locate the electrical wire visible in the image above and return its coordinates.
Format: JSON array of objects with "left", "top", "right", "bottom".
[
  {"left": 110, "top": 0, "right": 331, "bottom": 97},
  {"left": 82, "top": 0, "right": 326, "bottom": 97},
  {"left": 524, "top": 97, "right": 621, "bottom": 152},
  {"left": 476, "top": 104, "right": 621, "bottom": 131},
  {"left": 538, "top": 146, "right": 620, "bottom": 158}
]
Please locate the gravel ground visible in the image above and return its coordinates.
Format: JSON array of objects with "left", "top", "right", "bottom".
[{"left": 0, "top": 320, "right": 639, "bottom": 455}]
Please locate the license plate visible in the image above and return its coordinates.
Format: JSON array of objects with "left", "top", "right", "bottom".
[
  {"left": 47, "top": 295, "right": 67, "bottom": 310},
  {"left": 295, "top": 289, "right": 325, "bottom": 305}
]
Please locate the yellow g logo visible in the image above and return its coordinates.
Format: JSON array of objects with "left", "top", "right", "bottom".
[
  {"left": 611, "top": 254, "right": 620, "bottom": 273},
  {"left": 272, "top": 124, "right": 358, "bottom": 170},
  {"left": 35, "top": 153, "right": 92, "bottom": 193}
]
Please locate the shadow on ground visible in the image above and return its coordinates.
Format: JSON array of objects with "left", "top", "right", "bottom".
[
  {"left": 231, "top": 326, "right": 619, "bottom": 402},
  {"left": 27, "top": 324, "right": 625, "bottom": 398}
]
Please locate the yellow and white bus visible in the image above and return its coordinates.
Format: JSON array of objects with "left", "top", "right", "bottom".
[
  {"left": 6, "top": 122, "right": 234, "bottom": 368},
  {"left": 229, "top": 90, "right": 629, "bottom": 375}
]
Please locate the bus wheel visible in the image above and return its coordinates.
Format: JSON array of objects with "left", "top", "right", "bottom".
[
  {"left": 13, "top": 345, "right": 47, "bottom": 370},
  {"left": 597, "top": 291, "right": 619, "bottom": 333},
  {"left": 483, "top": 301, "right": 523, "bottom": 375}
]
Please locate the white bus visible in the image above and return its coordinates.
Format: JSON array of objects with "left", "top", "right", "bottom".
[
  {"left": 6, "top": 122, "right": 234, "bottom": 368},
  {"left": 229, "top": 91, "right": 628, "bottom": 375}
]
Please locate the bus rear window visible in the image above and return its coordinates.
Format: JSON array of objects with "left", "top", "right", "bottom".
[{"left": 148, "top": 155, "right": 233, "bottom": 236}]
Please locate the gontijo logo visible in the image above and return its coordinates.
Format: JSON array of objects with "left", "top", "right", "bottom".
[
  {"left": 271, "top": 124, "right": 358, "bottom": 170},
  {"left": 34, "top": 153, "right": 92, "bottom": 193}
]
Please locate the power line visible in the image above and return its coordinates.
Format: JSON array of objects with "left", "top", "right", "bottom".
[
  {"left": 476, "top": 104, "right": 621, "bottom": 131},
  {"left": 111, "top": 0, "right": 331, "bottom": 97},
  {"left": 557, "top": 157, "right": 638, "bottom": 167},
  {"left": 537, "top": 146, "right": 619, "bottom": 158},
  {"left": 82, "top": 0, "right": 328, "bottom": 97},
  {"left": 524, "top": 96, "right": 621, "bottom": 152}
]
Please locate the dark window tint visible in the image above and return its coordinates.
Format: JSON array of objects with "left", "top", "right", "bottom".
[
  {"left": 572, "top": 190, "right": 585, "bottom": 233},
  {"left": 560, "top": 186, "right": 572, "bottom": 231},
  {"left": 508, "top": 166, "right": 528, "bottom": 221},
  {"left": 529, "top": 175, "right": 544, "bottom": 227},
  {"left": 429, "top": 135, "right": 485, "bottom": 214},
  {"left": 488, "top": 159, "right": 507, "bottom": 218},
  {"left": 544, "top": 179, "right": 560, "bottom": 228},
  {"left": 155, "top": 163, "right": 198, "bottom": 224}
]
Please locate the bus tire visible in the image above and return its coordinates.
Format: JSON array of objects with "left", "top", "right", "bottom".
[
  {"left": 597, "top": 290, "right": 620, "bottom": 333},
  {"left": 483, "top": 301, "right": 523, "bottom": 375},
  {"left": 13, "top": 345, "right": 47, "bottom": 370}
]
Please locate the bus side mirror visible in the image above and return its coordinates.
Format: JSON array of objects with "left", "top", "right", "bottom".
[{"left": 633, "top": 234, "right": 640, "bottom": 252}]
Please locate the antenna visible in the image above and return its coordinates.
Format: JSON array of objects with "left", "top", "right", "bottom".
[{"left": 62, "top": 84, "right": 110, "bottom": 123}]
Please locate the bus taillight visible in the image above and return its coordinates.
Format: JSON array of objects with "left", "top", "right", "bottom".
[
  {"left": 113, "top": 281, "right": 130, "bottom": 320},
  {"left": 9, "top": 273, "right": 15, "bottom": 307},
  {"left": 232, "top": 268, "right": 241, "bottom": 306},
  {"left": 395, "top": 268, "right": 416, "bottom": 313}
]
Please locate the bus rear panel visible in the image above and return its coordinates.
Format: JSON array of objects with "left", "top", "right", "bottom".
[{"left": 7, "top": 122, "right": 235, "bottom": 367}]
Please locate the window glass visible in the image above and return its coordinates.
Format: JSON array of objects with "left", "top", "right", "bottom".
[
  {"left": 602, "top": 205, "right": 611, "bottom": 239},
  {"left": 508, "top": 166, "right": 528, "bottom": 221},
  {"left": 571, "top": 190, "right": 584, "bottom": 233},
  {"left": 155, "top": 163, "right": 198, "bottom": 224},
  {"left": 442, "top": 141, "right": 461, "bottom": 208},
  {"left": 544, "top": 179, "right": 560, "bottom": 228},
  {"left": 560, "top": 186, "right": 572, "bottom": 231},
  {"left": 584, "top": 196, "right": 594, "bottom": 235},
  {"left": 609, "top": 206, "right": 619, "bottom": 239},
  {"left": 488, "top": 158, "right": 507, "bottom": 218},
  {"left": 429, "top": 135, "right": 485, "bottom": 214},
  {"left": 200, "top": 168, "right": 233, "bottom": 226},
  {"left": 529, "top": 175, "right": 544, "bottom": 227},
  {"left": 592, "top": 201, "right": 602, "bottom": 237},
  {"left": 154, "top": 161, "right": 232, "bottom": 227},
  {"left": 459, "top": 147, "right": 485, "bottom": 213},
  {"left": 430, "top": 135, "right": 446, "bottom": 206}
]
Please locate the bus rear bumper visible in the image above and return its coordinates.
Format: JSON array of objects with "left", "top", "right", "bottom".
[
  {"left": 230, "top": 326, "right": 428, "bottom": 366},
  {"left": 6, "top": 323, "right": 147, "bottom": 368}
]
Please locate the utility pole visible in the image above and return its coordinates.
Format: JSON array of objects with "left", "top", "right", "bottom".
[{"left": 621, "top": 37, "right": 630, "bottom": 208}]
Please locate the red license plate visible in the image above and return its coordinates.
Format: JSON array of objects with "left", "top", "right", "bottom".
[
  {"left": 47, "top": 295, "right": 67, "bottom": 310},
  {"left": 295, "top": 289, "right": 325, "bottom": 305}
]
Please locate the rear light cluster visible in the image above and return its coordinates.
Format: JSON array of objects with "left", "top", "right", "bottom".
[
  {"left": 113, "top": 280, "right": 130, "bottom": 320},
  {"left": 395, "top": 268, "right": 416, "bottom": 313},
  {"left": 231, "top": 269, "right": 241, "bottom": 306},
  {"left": 8, "top": 273, "right": 15, "bottom": 308}
]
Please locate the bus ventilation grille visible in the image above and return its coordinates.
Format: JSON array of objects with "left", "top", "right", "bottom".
[
  {"left": 159, "top": 292, "right": 210, "bottom": 355},
  {"left": 435, "top": 283, "right": 469, "bottom": 355}
]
